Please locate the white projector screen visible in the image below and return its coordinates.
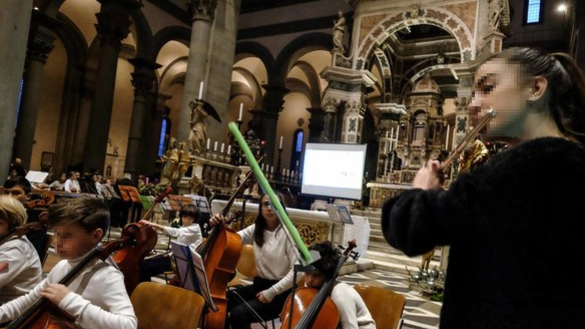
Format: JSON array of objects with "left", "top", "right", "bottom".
[{"left": 301, "top": 143, "right": 367, "bottom": 200}]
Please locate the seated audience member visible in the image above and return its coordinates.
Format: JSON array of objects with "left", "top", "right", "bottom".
[
  {"left": 63, "top": 171, "right": 80, "bottom": 193},
  {"left": 0, "top": 195, "right": 42, "bottom": 304},
  {"left": 49, "top": 173, "right": 67, "bottom": 191}
]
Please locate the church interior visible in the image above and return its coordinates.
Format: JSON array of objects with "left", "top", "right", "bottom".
[{"left": 1, "top": 0, "right": 583, "bottom": 328}]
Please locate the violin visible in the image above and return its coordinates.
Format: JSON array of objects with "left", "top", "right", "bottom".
[
  {"left": 197, "top": 169, "right": 259, "bottom": 329},
  {"left": 0, "top": 212, "right": 48, "bottom": 246},
  {"left": 25, "top": 191, "right": 55, "bottom": 210},
  {"left": 279, "top": 240, "right": 358, "bottom": 329},
  {"left": 5, "top": 227, "right": 144, "bottom": 329},
  {"left": 112, "top": 186, "right": 171, "bottom": 295}
]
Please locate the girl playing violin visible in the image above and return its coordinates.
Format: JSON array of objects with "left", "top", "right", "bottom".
[
  {"left": 210, "top": 192, "right": 297, "bottom": 329},
  {"left": 0, "top": 195, "right": 42, "bottom": 304},
  {"left": 139, "top": 203, "right": 203, "bottom": 282},
  {"left": 303, "top": 241, "right": 375, "bottom": 329},
  {"left": 0, "top": 197, "right": 137, "bottom": 329}
]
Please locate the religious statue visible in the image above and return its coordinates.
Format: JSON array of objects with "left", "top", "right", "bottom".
[
  {"left": 160, "top": 139, "right": 190, "bottom": 186},
  {"left": 488, "top": 0, "right": 510, "bottom": 32},
  {"left": 332, "top": 10, "right": 346, "bottom": 53},
  {"left": 188, "top": 100, "right": 208, "bottom": 156}
]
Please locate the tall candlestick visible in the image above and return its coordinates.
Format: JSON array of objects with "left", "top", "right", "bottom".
[
  {"left": 238, "top": 103, "right": 243, "bottom": 121},
  {"left": 396, "top": 124, "right": 400, "bottom": 141},
  {"left": 220, "top": 143, "right": 225, "bottom": 153},
  {"left": 213, "top": 141, "right": 218, "bottom": 152},
  {"left": 445, "top": 124, "right": 450, "bottom": 150},
  {"left": 206, "top": 138, "right": 211, "bottom": 150},
  {"left": 198, "top": 81, "right": 204, "bottom": 99},
  {"left": 279, "top": 136, "right": 283, "bottom": 149}
]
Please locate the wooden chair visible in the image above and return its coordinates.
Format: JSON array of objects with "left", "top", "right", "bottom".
[
  {"left": 41, "top": 233, "right": 54, "bottom": 267},
  {"left": 131, "top": 281, "right": 205, "bottom": 329},
  {"left": 354, "top": 283, "right": 406, "bottom": 329},
  {"left": 229, "top": 244, "right": 256, "bottom": 287}
]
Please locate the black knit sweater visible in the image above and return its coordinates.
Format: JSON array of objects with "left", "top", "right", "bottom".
[{"left": 382, "top": 137, "right": 585, "bottom": 329}]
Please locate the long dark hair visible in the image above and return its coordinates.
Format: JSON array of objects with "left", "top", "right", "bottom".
[
  {"left": 492, "top": 47, "right": 585, "bottom": 144},
  {"left": 253, "top": 191, "right": 286, "bottom": 247}
]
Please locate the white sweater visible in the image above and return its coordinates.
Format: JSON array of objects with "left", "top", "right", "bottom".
[
  {"left": 0, "top": 236, "right": 42, "bottom": 304},
  {"left": 163, "top": 224, "right": 202, "bottom": 254},
  {"left": 238, "top": 224, "right": 297, "bottom": 302},
  {"left": 0, "top": 257, "right": 137, "bottom": 329},
  {"left": 330, "top": 282, "right": 376, "bottom": 329}
]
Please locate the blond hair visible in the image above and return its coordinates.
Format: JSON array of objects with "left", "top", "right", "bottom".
[{"left": 0, "top": 195, "right": 28, "bottom": 229}]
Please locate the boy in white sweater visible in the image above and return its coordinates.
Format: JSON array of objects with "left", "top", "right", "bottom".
[
  {"left": 0, "top": 195, "right": 42, "bottom": 304},
  {"left": 0, "top": 197, "right": 137, "bottom": 329}
]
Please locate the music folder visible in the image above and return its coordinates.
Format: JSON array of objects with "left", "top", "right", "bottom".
[{"left": 171, "top": 241, "right": 217, "bottom": 311}]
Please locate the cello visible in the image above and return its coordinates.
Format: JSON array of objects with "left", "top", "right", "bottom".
[
  {"left": 112, "top": 186, "right": 172, "bottom": 295},
  {"left": 279, "top": 240, "right": 358, "bottom": 329},
  {"left": 197, "top": 170, "right": 258, "bottom": 329},
  {"left": 0, "top": 212, "right": 48, "bottom": 246},
  {"left": 4, "top": 225, "right": 146, "bottom": 329}
]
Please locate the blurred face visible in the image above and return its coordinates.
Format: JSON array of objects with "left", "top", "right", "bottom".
[
  {"left": 52, "top": 223, "right": 103, "bottom": 259},
  {"left": 469, "top": 58, "right": 534, "bottom": 139},
  {"left": 304, "top": 271, "right": 326, "bottom": 288},
  {"left": 59, "top": 173, "right": 67, "bottom": 181},
  {"left": 0, "top": 218, "right": 9, "bottom": 236},
  {"left": 4, "top": 186, "right": 27, "bottom": 202},
  {"left": 260, "top": 195, "right": 278, "bottom": 226},
  {"left": 181, "top": 215, "right": 195, "bottom": 227}
]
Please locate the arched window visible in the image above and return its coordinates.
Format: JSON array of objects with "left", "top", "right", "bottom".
[
  {"left": 290, "top": 129, "right": 304, "bottom": 171},
  {"left": 157, "top": 116, "right": 171, "bottom": 157}
]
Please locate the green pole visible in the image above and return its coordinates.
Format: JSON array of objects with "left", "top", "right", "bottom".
[{"left": 229, "top": 122, "right": 312, "bottom": 264}]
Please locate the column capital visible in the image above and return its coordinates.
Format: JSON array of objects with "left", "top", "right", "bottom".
[
  {"left": 27, "top": 29, "right": 55, "bottom": 63},
  {"left": 95, "top": 0, "right": 141, "bottom": 48},
  {"left": 129, "top": 57, "right": 162, "bottom": 97},
  {"left": 187, "top": 0, "right": 218, "bottom": 22},
  {"left": 321, "top": 96, "right": 340, "bottom": 113}
]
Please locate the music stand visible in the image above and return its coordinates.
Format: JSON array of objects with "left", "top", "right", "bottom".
[
  {"left": 118, "top": 185, "right": 142, "bottom": 222},
  {"left": 171, "top": 241, "right": 217, "bottom": 311},
  {"left": 167, "top": 195, "right": 194, "bottom": 212}
]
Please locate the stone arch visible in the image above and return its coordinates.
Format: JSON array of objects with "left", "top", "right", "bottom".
[
  {"left": 274, "top": 32, "right": 332, "bottom": 83},
  {"left": 129, "top": 9, "right": 154, "bottom": 59},
  {"left": 235, "top": 41, "right": 276, "bottom": 80},
  {"left": 152, "top": 26, "right": 191, "bottom": 58},
  {"left": 356, "top": 6, "right": 474, "bottom": 69}
]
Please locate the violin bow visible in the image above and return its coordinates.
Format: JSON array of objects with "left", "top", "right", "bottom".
[{"left": 228, "top": 122, "right": 313, "bottom": 265}]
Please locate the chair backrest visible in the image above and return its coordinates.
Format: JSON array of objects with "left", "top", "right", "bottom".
[
  {"left": 131, "top": 281, "right": 205, "bottom": 329},
  {"left": 354, "top": 283, "right": 406, "bottom": 329},
  {"left": 42, "top": 233, "right": 54, "bottom": 267},
  {"left": 235, "top": 244, "right": 256, "bottom": 278}
]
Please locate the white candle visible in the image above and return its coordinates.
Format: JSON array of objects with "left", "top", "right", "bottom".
[
  {"left": 238, "top": 103, "right": 243, "bottom": 121},
  {"left": 220, "top": 143, "right": 225, "bottom": 153},
  {"left": 396, "top": 124, "right": 400, "bottom": 141},
  {"left": 206, "top": 138, "right": 211, "bottom": 150},
  {"left": 213, "top": 141, "right": 218, "bottom": 152},
  {"left": 279, "top": 136, "right": 283, "bottom": 149},
  {"left": 198, "top": 81, "right": 204, "bottom": 99},
  {"left": 227, "top": 145, "right": 231, "bottom": 155},
  {"left": 445, "top": 124, "right": 450, "bottom": 150},
  {"left": 270, "top": 166, "right": 274, "bottom": 173}
]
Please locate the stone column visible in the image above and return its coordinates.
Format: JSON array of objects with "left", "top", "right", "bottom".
[
  {"left": 0, "top": 0, "right": 33, "bottom": 177},
  {"left": 13, "top": 25, "right": 56, "bottom": 169},
  {"left": 340, "top": 96, "right": 366, "bottom": 144},
  {"left": 306, "top": 107, "right": 324, "bottom": 143},
  {"left": 83, "top": 0, "right": 141, "bottom": 174},
  {"left": 320, "top": 96, "right": 340, "bottom": 142},
  {"left": 177, "top": 0, "right": 218, "bottom": 142},
  {"left": 261, "top": 84, "right": 286, "bottom": 165},
  {"left": 124, "top": 57, "right": 161, "bottom": 179}
]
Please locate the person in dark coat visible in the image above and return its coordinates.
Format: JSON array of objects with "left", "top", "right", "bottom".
[{"left": 381, "top": 47, "right": 585, "bottom": 328}]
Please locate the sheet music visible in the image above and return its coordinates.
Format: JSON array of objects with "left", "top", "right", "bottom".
[
  {"left": 171, "top": 241, "right": 217, "bottom": 311},
  {"left": 25, "top": 171, "right": 49, "bottom": 184}
]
